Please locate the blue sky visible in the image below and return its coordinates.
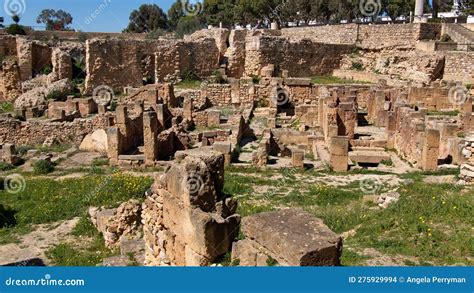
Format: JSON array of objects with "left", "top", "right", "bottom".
[{"left": 2, "top": 0, "right": 177, "bottom": 32}]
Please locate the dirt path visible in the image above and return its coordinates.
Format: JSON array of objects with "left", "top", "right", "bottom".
[{"left": 0, "top": 218, "right": 79, "bottom": 266}]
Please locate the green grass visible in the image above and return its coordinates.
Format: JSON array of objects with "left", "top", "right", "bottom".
[
  {"left": 16, "top": 144, "right": 73, "bottom": 156},
  {"left": 175, "top": 80, "right": 202, "bottom": 89},
  {"left": 46, "top": 215, "right": 117, "bottom": 266},
  {"left": 311, "top": 75, "right": 371, "bottom": 85},
  {"left": 341, "top": 249, "right": 371, "bottom": 266},
  {"left": 427, "top": 110, "right": 460, "bottom": 117},
  {"left": 348, "top": 182, "right": 473, "bottom": 265},
  {"left": 0, "top": 102, "right": 13, "bottom": 114},
  {"left": 46, "top": 237, "right": 115, "bottom": 266},
  {"left": 0, "top": 172, "right": 153, "bottom": 244},
  {"left": 224, "top": 166, "right": 473, "bottom": 266},
  {"left": 0, "top": 162, "right": 15, "bottom": 171}
]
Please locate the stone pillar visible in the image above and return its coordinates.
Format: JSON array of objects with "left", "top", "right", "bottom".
[
  {"left": 52, "top": 48, "right": 72, "bottom": 80},
  {"left": 422, "top": 129, "right": 440, "bottom": 171},
  {"left": 1, "top": 60, "right": 21, "bottom": 101},
  {"left": 207, "top": 110, "right": 221, "bottom": 128},
  {"left": 291, "top": 148, "right": 305, "bottom": 168},
  {"left": 387, "top": 111, "right": 397, "bottom": 149},
  {"left": 143, "top": 111, "right": 159, "bottom": 165},
  {"left": 16, "top": 38, "right": 32, "bottom": 81},
  {"left": 414, "top": 0, "right": 426, "bottom": 22},
  {"left": 142, "top": 151, "right": 240, "bottom": 266},
  {"left": 330, "top": 136, "right": 349, "bottom": 172},
  {"left": 106, "top": 127, "right": 121, "bottom": 164},
  {"left": 213, "top": 141, "right": 232, "bottom": 165},
  {"left": 2, "top": 144, "right": 16, "bottom": 164},
  {"left": 183, "top": 97, "right": 193, "bottom": 121}
]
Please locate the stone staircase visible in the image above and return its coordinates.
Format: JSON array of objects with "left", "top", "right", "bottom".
[{"left": 444, "top": 24, "right": 474, "bottom": 50}]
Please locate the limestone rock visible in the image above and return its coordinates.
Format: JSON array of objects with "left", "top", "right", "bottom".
[
  {"left": 14, "top": 78, "right": 73, "bottom": 108},
  {"left": 236, "top": 209, "right": 342, "bottom": 266},
  {"left": 79, "top": 129, "right": 108, "bottom": 154}
]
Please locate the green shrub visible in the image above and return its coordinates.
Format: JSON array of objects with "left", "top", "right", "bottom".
[
  {"left": 33, "top": 160, "right": 55, "bottom": 175},
  {"left": 0, "top": 102, "right": 13, "bottom": 114},
  {"left": 146, "top": 29, "right": 167, "bottom": 39},
  {"left": 46, "top": 90, "right": 65, "bottom": 101},
  {"left": 212, "top": 70, "right": 226, "bottom": 84},
  {"left": 41, "top": 65, "right": 52, "bottom": 75},
  {"left": 0, "top": 162, "right": 14, "bottom": 171},
  {"left": 440, "top": 34, "right": 453, "bottom": 42},
  {"left": 175, "top": 16, "right": 202, "bottom": 39},
  {"left": 350, "top": 61, "right": 364, "bottom": 71},
  {"left": 6, "top": 24, "right": 26, "bottom": 35}
]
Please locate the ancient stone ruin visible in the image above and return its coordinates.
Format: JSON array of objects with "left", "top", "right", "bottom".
[{"left": 1, "top": 21, "right": 473, "bottom": 266}]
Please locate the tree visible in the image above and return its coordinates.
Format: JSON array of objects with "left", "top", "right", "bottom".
[
  {"left": 431, "top": 0, "right": 452, "bottom": 18},
  {"left": 382, "top": 0, "right": 413, "bottom": 21},
  {"left": 176, "top": 16, "right": 203, "bottom": 38},
  {"left": 36, "top": 9, "right": 73, "bottom": 31},
  {"left": 202, "top": 0, "right": 238, "bottom": 27},
  {"left": 168, "top": 0, "right": 186, "bottom": 30},
  {"left": 6, "top": 24, "right": 26, "bottom": 35},
  {"left": 461, "top": 0, "right": 474, "bottom": 15},
  {"left": 125, "top": 4, "right": 168, "bottom": 33}
]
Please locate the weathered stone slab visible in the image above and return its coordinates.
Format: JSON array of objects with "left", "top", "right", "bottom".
[{"left": 240, "top": 209, "right": 342, "bottom": 266}]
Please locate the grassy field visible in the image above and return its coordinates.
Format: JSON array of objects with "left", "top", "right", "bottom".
[
  {"left": 311, "top": 75, "right": 372, "bottom": 85},
  {"left": 1, "top": 164, "right": 472, "bottom": 266},
  {"left": 0, "top": 170, "right": 153, "bottom": 265},
  {"left": 224, "top": 167, "right": 473, "bottom": 266}
]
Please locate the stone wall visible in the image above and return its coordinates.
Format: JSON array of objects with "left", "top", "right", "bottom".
[
  {"left": 0, "top": 115, "right": 110, "bottom": 146},
  {"left": 443, "top": 52, "right": 474, "bottom": 84},
  {"left": 155, "top": 38, "right": 220, "bottom": 82},
  {"left": 0, "top": 35, "right": 17, "bottom": 56},
  {"left": 280, "top": 23, "right": 441, "bottom": 49},
  {"left": 85, "top": 39, "right": 161, "bottom": 94},
  {"left": 244, "top": 35, "right": 353, "bottom": 77}
]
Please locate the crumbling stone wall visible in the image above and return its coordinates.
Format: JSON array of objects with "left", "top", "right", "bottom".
[
  {"left": 143, "top": 149, "right": 240, "bottom": 266},
  {"left": 281, "top": 23, "right": 440, "bottom": 49},
  {"left": 444, "top": 52, "right": 474, "bottom": 84},
  {"left": 52, "top": 48, "right": 72, "bottom": 80},
  {"left": 185, "top": 28, "right": 230, "bottom": 61},
  {"left": 0, "top": 60, "right": 21, "bottom": 101},
  {"left": 31, "top": 43, "right": 52, "bottom": 76},
  {"left": 155, "top": 38, "right": 220, "bottom": 82},
  {"left": 0, "top": 115, "right": 109, "bottom": 146},
  {"left": 0, "top": 35, "right": 18, "bottom": 56},
  {"left": 85, "top": 39, "right": 162, "bottom": 93},
  {"left": 244, "top": 35, "right": 353, "bottom": 77},
  {"left": 225, "top": 30, "right": 248, "bottom": 78}
]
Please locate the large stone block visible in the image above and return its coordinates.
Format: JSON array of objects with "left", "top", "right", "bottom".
[
  {"left": 330, "top": 136, "right": 349, "bottom": 156},
  {"left": 330, "top": 154, "right": 348, "bottom": 172},
  {"left": 238, "top": 209, "right": 342, "bottom": 266},
  {"left": 291, "top": 148, "right": 305, "bottom": 168}
]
